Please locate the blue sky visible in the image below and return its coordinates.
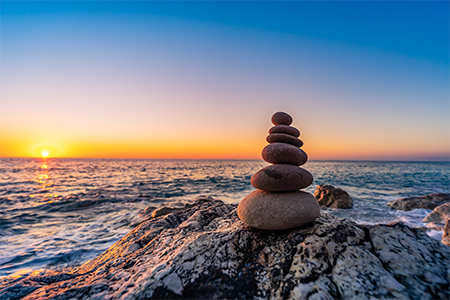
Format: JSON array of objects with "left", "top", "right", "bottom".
[
  {"left": 3, "top": 1, "right": 447, "bottom": 60},
  {"left": 1, "top": 1, "right": 449, "bottom": 160}
]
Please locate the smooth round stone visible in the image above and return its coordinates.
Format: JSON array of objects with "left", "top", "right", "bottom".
[
  {"left": 269, "top": 125, "right": 300, "bottom": 138},
  {"left": 262, "top": 143, "right": 308, "bottom": 166},
  {"left": 251, "top": 164, "right": 313, "bottom": 191},
  {"left": 237, "top": 190, "right": 320, "bottom": 230},
  {"left": 271, "top": 112, "right": 293, "bottom": 126},
  {"left": 266, "top": 133, "right": 304, "bottom": 147}
]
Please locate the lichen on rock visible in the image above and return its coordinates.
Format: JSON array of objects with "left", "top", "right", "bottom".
[{"left": 1, "top": 197, "right": 448, "bottom": 300}]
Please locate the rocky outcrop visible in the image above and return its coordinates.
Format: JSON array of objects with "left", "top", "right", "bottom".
[
  {"left": 1, "top": 198, "right": 449, "bottom": 300},
  {"left": 387, "top": 193, "right": 450, "bottom": 211},
  {"left": 314, "top": 184, "right": 354, "bottom": 209},
  {"left": 423, "top": 203, "right": 450, "bottom": 224}
]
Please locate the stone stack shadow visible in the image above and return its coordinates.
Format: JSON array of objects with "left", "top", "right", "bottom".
[{"left": 237, "top": 112, "right": 320, "bottom": 230}]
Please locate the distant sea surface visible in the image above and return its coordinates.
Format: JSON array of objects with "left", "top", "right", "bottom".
[{"left": 1, "top": 158, "right": 449, "bottom": 278}]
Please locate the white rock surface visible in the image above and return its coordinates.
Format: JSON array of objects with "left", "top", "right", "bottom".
[{"left": 1, "top": 197, "right": 448, "bottom": 300}]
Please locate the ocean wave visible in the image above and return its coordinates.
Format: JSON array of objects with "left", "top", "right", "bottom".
[{"left": 0, "top": 158, "right": 448, "bottom": 278}]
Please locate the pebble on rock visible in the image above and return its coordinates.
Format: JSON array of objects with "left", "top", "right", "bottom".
[
  {"left": 269, "top": 125, "right": 300, "bottom": 137},
  {"left": 266, "top": 133, "right": 304, "bottom": 147},
  {"left": 237, "top": 190, "right": 320, "bottom": 230},
  {"left": 271, "top": 112, "right": 293, "bottom": 126},
  {"left": 251, "top": 164, "right": 313, "bottom": 191},
  {"left": 262, "top": 142, "right": 308, "bottom": 166}
]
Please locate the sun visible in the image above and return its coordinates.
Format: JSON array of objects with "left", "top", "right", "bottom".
[{"left": 41, "top": 151, "right": 50, "bottom": 157}]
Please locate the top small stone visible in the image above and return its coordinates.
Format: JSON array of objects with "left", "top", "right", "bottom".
[{"left": 271, "top": 112, "right": 293, "bottom": 126}]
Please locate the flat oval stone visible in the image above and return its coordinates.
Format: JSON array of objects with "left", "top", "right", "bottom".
[
  {"left": 266, "top": 133, "right": 303, "bottom": 147},
  {"left": 269, "top": 125, "right": 300, "bottom": 137},
  {"left": 251, "top": 164, "right": 313, "bottom": 191},
  {"left": 262, "top": 143, "right": 308, "bottom": 166},
  {"left": 271, "top": 112, "right": 293, "bottom": 126},
  {"left": 237, "top": 190, "right": 320, "bottom": 230}
]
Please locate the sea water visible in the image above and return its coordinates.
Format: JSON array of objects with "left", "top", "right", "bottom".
[{"left": 0, "top": 158, "right": 449, "bottom": 278}]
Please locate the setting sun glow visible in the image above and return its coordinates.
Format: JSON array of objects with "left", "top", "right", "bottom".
[{"left": 41, "top": 151, "right": 49, "bottom": 158}]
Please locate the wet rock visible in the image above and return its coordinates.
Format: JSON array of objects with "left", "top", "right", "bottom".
[
  {"left": 266, "top": 133, "right": 303, "bottom": 147},
  {"left": 268, "top": 125, "right": 300, "bottom": 137},
  {"left": 133, "top": 196, "right": 221, "bottom": 226},
  {"left": 442, "top": 220, "right": 450, "bottom": 246},
  {"left": 151, "top": 206, "right": 180, "bottom": 218},
  {"left": 237, "top": 190, "right": 320, "bottom": 230},
  {"left": 1, "top": 198, "right": 448, "bottom": 300},
  {"left": 262, "top": 143, "right": 308, "bottom": 166},
  {"left": 150, "top": 196, "right": 219, "bottom": 218},
  {"left": 423, "top": 203, "right": 450, "bottom": 224},
  {"left": 251, "top": 164, "right": 313, "bottom": 191},
  {"left": 271, "top": 111, "right": 293, "bottom": 125},
  {"left": 314, "top": 184, "right": 354, "bottom": 209},
  {"left": 138, "top": 206, "right": 157, "bottom": 218},
  {"left": 387, "top": 193, "right": 450, "bottom": 211}
]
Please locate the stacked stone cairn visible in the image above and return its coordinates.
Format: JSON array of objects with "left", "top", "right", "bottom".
[{"left": 238, "top": 112, "right": 320, "bottom": 230}]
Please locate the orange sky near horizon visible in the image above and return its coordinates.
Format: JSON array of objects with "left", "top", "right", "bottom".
[{"left": 1, "top": 115, "right": 448, "bottom": 161}]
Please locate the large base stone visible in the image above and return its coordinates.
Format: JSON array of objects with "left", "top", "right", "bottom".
[{"left": 237, "top": 190, "right": 320, "bottom": 230}]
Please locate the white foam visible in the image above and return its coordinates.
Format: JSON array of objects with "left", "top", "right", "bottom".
[{"left": 427, "top": 230, "right": 443, "bottom": 242}]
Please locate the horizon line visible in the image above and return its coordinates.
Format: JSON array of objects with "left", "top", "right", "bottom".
[{"left": 1, "top": 156, "right": 449, "bottom": 163}]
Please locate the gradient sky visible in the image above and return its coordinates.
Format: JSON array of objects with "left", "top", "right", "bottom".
[{"left": 1, "top": 1, "right": 449, "bottom": 160}]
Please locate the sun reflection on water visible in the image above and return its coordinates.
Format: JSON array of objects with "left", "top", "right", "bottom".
[
  {"left": 2, "top": 268, "right": 49, "bottom": 280},
  {"left": 30, "top": 159, "right": 58, "bottom": 205}
]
